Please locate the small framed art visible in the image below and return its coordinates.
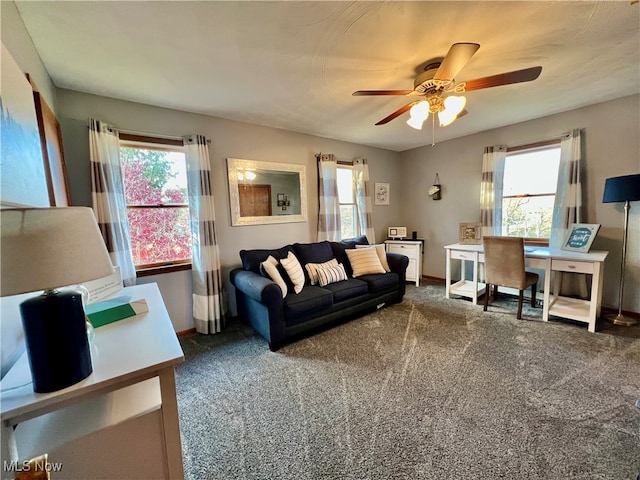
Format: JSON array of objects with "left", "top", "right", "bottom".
[
  {"left": 561, "top": 223, "right": 600, "bottom": 252},
  {"left": 375, "top": 183, "right": 390, "bottom": 205},
  {"left": 459, "top": 222, "right": 483, "bottom": 245}
]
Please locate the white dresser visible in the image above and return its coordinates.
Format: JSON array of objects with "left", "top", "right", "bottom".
[{"left": 385, "top": 240, "right": 423, "bottom": 286}]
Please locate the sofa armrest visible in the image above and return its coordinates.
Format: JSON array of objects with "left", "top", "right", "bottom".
[
  {"left": 230, "top": 268, "right": 283, "bottom": 308},
  {"left": 386, "top": 252, "right": 409, "bottom": 274}
]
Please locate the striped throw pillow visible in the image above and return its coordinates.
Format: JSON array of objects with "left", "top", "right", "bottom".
[
  {"left": 317, "top": 263, "right": 348, "bottom": 287},
  {"left": 280, "top": 251, "right": 305, "bottom": 294},
  {"left": 260, "top": 255, "right": 288, "bottom": 298},
  {"left": 305, "top": 258, "right": 339, "bottom": 285},
  {"left": 355, "top": 244, "right": 391, "bottom": 272},
  {"left": 345, "top": 247, "right": 385, "bottom": 277}
]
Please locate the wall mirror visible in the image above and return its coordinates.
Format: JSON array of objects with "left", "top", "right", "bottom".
[{"left": 227, "top": 158, "right": 308, "bottom": 226}]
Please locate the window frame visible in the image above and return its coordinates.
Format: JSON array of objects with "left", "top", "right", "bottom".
[
  {"left": 502, "top": 139, "right": 562, "bottom": 246},
  {"left": 337, "top": 162, "right": 357, "bottom": 240},
  {"left": 118, "top": 133, "right": 192, "bottom": 277}
]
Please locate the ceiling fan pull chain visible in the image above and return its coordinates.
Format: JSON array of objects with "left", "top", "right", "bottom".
[{"left": 431, "top": 115, "right": 436, "bottom": 147}]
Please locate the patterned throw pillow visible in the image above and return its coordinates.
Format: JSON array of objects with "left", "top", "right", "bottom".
[
  {"left": 317, "top": 263, "right": 348, "bottom": 287},
  {"left": 260, "top": 255, "right": 288, "bottom": 298},
  {"left": 305, "top": 258, "right": 339, "bottom": 285},
  {"left": 355, "top": 244, "right": 391, "bottom": 272},
  {"left": 280, "top": 251, "right": 305, "bottom": 294},
  {"left": 345, "top": 247, "right": 386, "bottom": 277}
]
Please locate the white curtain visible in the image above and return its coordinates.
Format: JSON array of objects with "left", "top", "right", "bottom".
[
  {"left": 353, "top": 158, "right": 375, "bottom": 243},
  {"left": 89, "top": 118, "right": 136, "bottom": 286},
  {"left": 184, "top": 135, "right": 226, "bottom": 334},
  {"left": 551, "top": 128, "right": 587, "bottom": 296},
  {"left": 317, "top": 154, "right": 341, "bottom": 241},
  {"left": 480, "top": 145, "right": 507, "bottom": 237}
]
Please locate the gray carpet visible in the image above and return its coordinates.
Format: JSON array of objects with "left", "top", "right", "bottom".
[{"left": 176, "top": 281, "right": 640, "bottom": 480}]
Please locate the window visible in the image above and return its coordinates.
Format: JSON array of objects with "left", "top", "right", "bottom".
[
  {"left": 119, "top": 135, "right": 191, "bottom": 272},
  {"left": 337, "top": 166, "right": 356, "bottom": 239},
  {"left": 501, "top": 144, "right": 561, "bottom": 241}
]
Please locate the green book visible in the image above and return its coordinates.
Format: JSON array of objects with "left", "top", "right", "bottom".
[{"left": 85, "top": 297, "right": 148, "bottom": 328}]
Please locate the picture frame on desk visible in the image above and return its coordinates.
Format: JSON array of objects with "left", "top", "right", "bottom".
[
  {"left": 459, "top": 222, "right": 483, "bottom": 245},
  {"left": 561, "top": 223, "right": 600, "bottom": 252}
]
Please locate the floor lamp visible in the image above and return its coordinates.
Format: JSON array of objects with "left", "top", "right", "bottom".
[{"left": 602, "top": 173, "right": 640, "bottom": 326}]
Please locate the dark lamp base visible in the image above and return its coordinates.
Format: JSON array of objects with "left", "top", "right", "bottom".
[
  {"left": 606, "top": 313, "right": 638, "bottom": 327},
  {"left": 20, "top": 289, "right": 93, "bottom": 393}
]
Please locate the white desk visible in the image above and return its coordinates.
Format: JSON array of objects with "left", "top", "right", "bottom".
[
  {"left": 444, "top": 243, "right": 608, "bottom": 333},
  {"left": 1, "top": 283, "right": 185, "bottom": 479}
]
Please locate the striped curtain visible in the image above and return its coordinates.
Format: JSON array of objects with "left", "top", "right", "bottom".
[
  {"left": 317, "top": 154, "right": 341, "bottom": 241},
  {"left": 479, "top": 145, "right": 507, "bottom": 237},
  {"left": 89, "top": 118, "right": 136, "bottom": 286},
  {"left": 550, "top": 128, "right": 586, "bottom": 297},
  {"left": 184, "top": 135, "right": 226, "bottom": 334},
  {"left": 353, "top": 158, "right": 375, "bottom": 243}
]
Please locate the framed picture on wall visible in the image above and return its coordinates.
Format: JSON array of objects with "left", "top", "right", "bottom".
[
  {"left": 459, "top": 222, "right": 483, "bottom": 245},
  {"left": 561, "top": 223, "right": 600, "bottom": 252},
  {"left": 375, "top": 182, "right": 390, "bottom": 205}
]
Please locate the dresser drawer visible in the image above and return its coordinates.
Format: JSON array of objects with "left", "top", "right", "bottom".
[
  {"left": 387, "top": 244, "right": 418, "bottom": 260},
  {"left": 450, "top": 250, "right": 480, "bottom": 261},
  {"left": 552, "top": 259, "right": 594, "bottom": 274}
]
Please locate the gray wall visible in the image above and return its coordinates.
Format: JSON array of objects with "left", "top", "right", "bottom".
[
  {"left": 400, "top": 94, "right": 640, "bottom": 314},
  {"left": 57, "top": 89, "right": 403, "bottom": 330}
]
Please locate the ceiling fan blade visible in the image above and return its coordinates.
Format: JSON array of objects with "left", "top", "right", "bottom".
[
  {"left": 434, "top": 43, "right": 480, "bottom": 83},
  {"left": 375, "top": 101, "right": 421, "bottom": 125},
  {"left": 457, "top": 109, "right": 468, "bottom": 119},
  {"left": 352, "top": 90, "right": 414, "bottom": 96},
  {"left": 463, "top": 66, "right": 542, "bottom": 91}
]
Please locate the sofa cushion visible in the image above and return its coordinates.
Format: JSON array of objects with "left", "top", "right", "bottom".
[
  {"left": 306, "top": 258, "right": 339, "bottom": 285},
  {"left": 323, "top": 277, "right": 368, "bottom": 302},
  {"left": 317, "top": 263, "right": 348, "bottom": 287},
  {"left": 346, "top": 248, "right": 386, "bottom": 277},
  {"left": 260, "top": 255, "right": 288, "bottom": 297},
  {"left": 358, "top": 272, "right": 400, "bottom": 293},
  {"left": 293, "top": 241, "right": 334, "bottom": 265},
  {"left": 356, "top": 244, "right": 391, "bottom": 272},
  {"left": 283, "top": 286, "right": 333, "bottom": 323},
  {"left": 330, "top": 235, "right": 369, "bottom": 276},
  {"left": 280, "top": 251, "right": 305, "bottom": 294},
  {"left": 240, "top": 245, "right": 294, "bottom": 273}
]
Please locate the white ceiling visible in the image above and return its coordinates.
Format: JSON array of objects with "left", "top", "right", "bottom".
[{"left": 15, "top": 1, "right": 640, "bottom": 152}]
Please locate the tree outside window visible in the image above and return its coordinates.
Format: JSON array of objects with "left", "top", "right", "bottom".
[{"left": 120, "top": 143, "right": 191, "bottom": 269}]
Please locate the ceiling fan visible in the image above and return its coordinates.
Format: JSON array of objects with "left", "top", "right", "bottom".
[{"left": 352, "top": 43, "right": 542, "bottom": 135}]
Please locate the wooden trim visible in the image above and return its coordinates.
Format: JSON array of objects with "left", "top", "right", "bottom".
[
  {"left": 136, "top": 261, "right": 191, "bottom": 277},
  {"left": 119, "top": 133, "right": 184, "bottom": 147},
  {"left": 177, "top": 328, "right": 196, "bottom": 337},
  {"left": 601, "top": 306, "right": 640, "bottom": 320},
  {"left": 507, "top": 138, "right": 561, "bottom": 152},
  {"left": 502, "top": 192, "right": 556, "bottom": 199}
]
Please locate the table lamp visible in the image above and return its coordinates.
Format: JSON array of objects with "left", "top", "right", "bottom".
[
  {"left": 602, "top": 173, "right": 640, "bottom": 327},
  {"left": 1, "top": 207, "right": 115, "bottom": 393}
]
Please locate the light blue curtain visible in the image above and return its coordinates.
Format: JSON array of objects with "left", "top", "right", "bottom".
[
  {"left": 317, "top": 154, "right": 341, "bottom": 241},
  {"left": 353, "top": 158, "right": 375, "bottom": 243},
  {"left": 184, "top": 135, "right": 226, "bottom": 334},
  {"left": 89, "top": 118, "right": 136, "bottom": 286},
  {"left": 479, "top": 145, "right": 507, "bottom": 237}
]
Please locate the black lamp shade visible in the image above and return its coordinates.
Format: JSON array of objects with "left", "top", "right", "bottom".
[{"left": 602, "top": 174, "right": 640, "bottom": 203}]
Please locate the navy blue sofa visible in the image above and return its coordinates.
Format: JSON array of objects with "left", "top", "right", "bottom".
[{"left": 230, "top": 236, "right": 409, "bottom": 351}]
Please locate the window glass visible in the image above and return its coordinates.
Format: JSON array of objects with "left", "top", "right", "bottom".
[
  {"left": 120, "top": 144, "right": 191, "bottom": 268},
  {"left": 337, "top": 166, "right": 356, "bottom": 239},
  {"left": 502, "top": 146, "right": 561, "bottom": 239}
]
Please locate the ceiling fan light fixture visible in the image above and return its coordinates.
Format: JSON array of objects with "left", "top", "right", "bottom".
[
  {"left": 439, "top": 95, "right": 466, "bottom": 126},
  {"left": 406, "top": 101, "right": 430, "bottom": 130}
]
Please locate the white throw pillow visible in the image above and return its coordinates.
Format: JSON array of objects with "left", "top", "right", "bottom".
[
  {"left": 317, "top": 263, "right": 348, "bottom": 287},
  {"left": 260, "top": 255, "right": 288, "bottom": 298},
  {"left": 345, "top": 248, "right": 386, "bottom": 277},
  {"left": 355, "top": 244, "right": 391, "bottom": 272},
  {"left": 280, "top": 251, "right": 305, "bottom": 294},
  {"left": 305, "top": 258, "right": 339, "bottom": 285}
]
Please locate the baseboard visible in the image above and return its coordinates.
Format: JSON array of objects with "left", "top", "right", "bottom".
[
  {"left": 601, "top": 306, "right": 640, "bottom": 320},
  {"left": 177, "top": 327, "right": 196, "bottom": 337}
]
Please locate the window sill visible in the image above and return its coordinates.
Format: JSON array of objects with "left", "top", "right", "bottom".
[
  {"left": 136, "top": 262, "right": 192, "bottom": 278},
  {"left": 524, "top": 238, "right": 550, "bottom": 247}
]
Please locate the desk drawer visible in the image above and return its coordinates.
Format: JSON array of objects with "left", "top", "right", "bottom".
[
  {"left": 552, "top": 259, "right": 593, "bottom": 274},
  {"left": 451, "top": 250, "right": 480, "bottom": 261}
]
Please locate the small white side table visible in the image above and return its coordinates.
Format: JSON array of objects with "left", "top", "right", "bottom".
[{"left": 385, "top": 240, "right": 423, "bottom": 286}]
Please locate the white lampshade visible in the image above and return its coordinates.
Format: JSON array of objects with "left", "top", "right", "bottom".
[
  {"left": 406, "top": 101, "right": 429, "bottom": 130},
  {"left": 439, "top": 96, "right": 466, "bottom": 126},
  {"left": 1, "top": 207, "right": 115, "bottom": 297}
]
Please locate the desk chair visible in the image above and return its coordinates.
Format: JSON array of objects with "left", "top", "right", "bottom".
[{"left": 483, "top": 236, "right": 539, "bottom": 320}]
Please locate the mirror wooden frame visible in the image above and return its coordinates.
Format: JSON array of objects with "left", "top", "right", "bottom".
[{"left": 227, "top": 158, "right": 308, "bottom": 226}]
